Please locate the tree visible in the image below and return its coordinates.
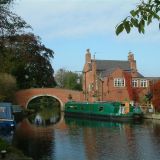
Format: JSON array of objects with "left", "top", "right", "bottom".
[
  {"left": 55, "top": 68, "right": 66, "bottom": 88},
  {"left": 0, "top": 0, "right": 30, "bottom": 37},
  {"left": 0, "top": 33, "right": 56, "bottom": 89},
  {"left": 116, "top": 0, "right": 160, "bottom": 35},
  {"left": 0, "top": 0, "right": 56, "bottom": 89},
  {"left": 64, "top": 71, "right": 82, "bottom": 90},
  {"left": 0, "top": 73, "right": 17, "bottom": 102},
  {"left": 55, "top": 69, "right": 82, "bottom": 90},
  {"left": 150, "top": 80, "right": 160, "bottom": 112}
]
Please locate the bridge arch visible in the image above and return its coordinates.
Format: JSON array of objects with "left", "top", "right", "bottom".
[
  {"left": 15, "top": 88, "right": 83, "bottom": 111},
  {"left": 26, "top": 94, "right": 64, "bottom": 110}
]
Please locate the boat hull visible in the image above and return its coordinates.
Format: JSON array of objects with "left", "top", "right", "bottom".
[
  {"left": 65, "top": 111, "right": 143, "bottom": 122},
  {"left": 0, "top": 119, "right": 15, "bottom": 129},
  {"left": 64, "top": 101, "right": 143, "bottom": 123}
]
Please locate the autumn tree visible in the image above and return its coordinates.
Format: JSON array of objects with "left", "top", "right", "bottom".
[
  {"left": 151, "top": 80, "right": 160, "bottom": 112},
  {"left": 116, "top": 0, "right": 160, "bottom": 35}
]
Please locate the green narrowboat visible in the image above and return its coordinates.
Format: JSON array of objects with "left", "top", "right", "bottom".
[{"left": 64, "top": 101, "right": 143, "bottom": 122}]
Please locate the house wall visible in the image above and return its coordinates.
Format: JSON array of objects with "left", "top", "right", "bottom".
[
  {"left": 102, "top": 68, "right": 130, "bottom": 102},
  {"left": 83, "top": 50, "right": 150, "bottom": 103}
]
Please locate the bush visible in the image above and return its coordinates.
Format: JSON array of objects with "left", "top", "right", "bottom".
[
  {"left": 0, "top": 138, "right": 9, "bottom": 151},
  {"left": 0, "top": 73, "right": 17, "bottom": 102}
]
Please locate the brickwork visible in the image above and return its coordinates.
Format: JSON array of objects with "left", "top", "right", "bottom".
[
  {"left": 83, "top": 49, "right": 149, "bottom": 103},
  {"left": 15, "top": 88, "right": 83, "bottom": 109},
  {"left": 103, "top": 68, "right": 131, "bottom": 102}
]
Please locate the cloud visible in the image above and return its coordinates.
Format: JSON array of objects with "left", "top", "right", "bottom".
[
  {"left": 13, "top": 0, "right": 160, "bottom": 77},
  {"left": 14, "top": 0, "right": 142, "bottom": 39}
]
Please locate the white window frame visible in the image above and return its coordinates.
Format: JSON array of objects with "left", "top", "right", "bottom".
[
  {"left": 140, "top": 79, "right": 148, "bottom": 87},
  {"left": 114, "top": 78, "right": 125, "bottom": 87},
  {"left": 132, "top": 79, "right": 138, "bottom": 87}
]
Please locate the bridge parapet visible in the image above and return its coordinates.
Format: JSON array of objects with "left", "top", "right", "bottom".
[{"left": 15, "top": 88, "right": 84, "bottom": 110}]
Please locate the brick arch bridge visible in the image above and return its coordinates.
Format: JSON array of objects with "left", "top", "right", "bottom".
[{"left": 15, "top": 88, "right": 83, "bottom": 110}]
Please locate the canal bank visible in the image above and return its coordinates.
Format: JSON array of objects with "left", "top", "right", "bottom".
[
  {"left": 0, "top": 150, "right": 33, "bottom": 160},
  {"left": 144, "top": 113, "right": 160, "bottom": 120},
  {"left": 0, "top": 137, "right": 33, "bottom": 160}
]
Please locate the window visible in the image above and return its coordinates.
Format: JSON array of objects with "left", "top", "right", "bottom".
[
  {"left": 99, "top": 106, "right": 104, "bottom": 112},
  {"left": 140, "top": 79, "right": 148, "bottom": 87},
  {"left": 114, "top": 78, "right": 125, "bottom": 87},
  {"left": 132, "top": 80, "right": 138, "bottom": 87}
]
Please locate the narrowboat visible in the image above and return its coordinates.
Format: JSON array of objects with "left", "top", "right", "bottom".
[
  {"left": 64, "top": 101, "right": 143, "bottom": 122},
  {"left": 0, "top": 102, "right": 16, "bottom": 129}
]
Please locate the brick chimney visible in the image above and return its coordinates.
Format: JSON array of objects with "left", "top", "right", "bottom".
[
  {"left": 85, "top": 49, "right": 91, "bottom": 64},
  {"left": 128, "top": 52, "right": 137, "bottom": 76}
]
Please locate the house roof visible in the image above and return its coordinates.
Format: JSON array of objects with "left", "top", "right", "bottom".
[
  {"left": 145, "top": 77, "right": 160, "bottom": 81},
  {"left": 94, "top": 60, "right": 131, "bottom": 77},
  {"left": 134, "top": 72, "right": 144, "bottom": 78}
]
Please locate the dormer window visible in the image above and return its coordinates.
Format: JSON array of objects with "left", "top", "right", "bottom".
[{"left": 114, "top": 78, "right": 125, "bottom": 87}]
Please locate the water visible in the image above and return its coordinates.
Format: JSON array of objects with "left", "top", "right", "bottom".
[
  {"left": 11, "top": 117, "right": 160, "bottom": 160},
  {"left": 1, "top": 108, "right": 160, "bottom": 160}
]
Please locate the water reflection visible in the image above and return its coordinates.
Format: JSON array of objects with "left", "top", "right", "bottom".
[
  {"left": 11, "top": 100, "right": 62, "bottom": 160},
  {"left": 0, "top": 129, "right": 14, "bottom": 144},
  {"left": 27, "top": 97, "right": 61, "bottom": 127},
  {"left": 65, "top": 117, "right": 124, "bottom": 128},
  {"left": 2, "top": 113, "right": 160, "bottom": 160},
  {"left": 13, "top": 118, "right": 56, "bottom": 160},
  {"left": 58, "top": 118, "right": 160, "bottom": 160},
  {"left": 28, "top": 108, "right": 61, "bottom": 126},
  {"left": 64, "top": 118, "right": 138, "bottom": 160}
]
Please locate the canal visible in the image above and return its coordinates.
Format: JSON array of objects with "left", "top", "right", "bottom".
[{"left": 1, "top": 100, "right": 160, "bottom": 160}]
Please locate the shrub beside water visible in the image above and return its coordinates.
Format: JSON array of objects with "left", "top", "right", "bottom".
[
  {"left": 0, "top": 138, "right": 9, "bottom": 151},
  {"left": 0, "top": 137, "right": 33, "bottom": 159}
]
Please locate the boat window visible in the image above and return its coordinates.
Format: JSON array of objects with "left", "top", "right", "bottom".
[
  {"left": 67, "top": 105, "right": 77, "bottom": 109},
  {"left": 99, "top": 106, "right": 104, "bottom": 112}
]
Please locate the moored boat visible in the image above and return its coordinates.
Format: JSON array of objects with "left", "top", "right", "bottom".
[
  {"left": 64, "top": 101, "right": 143, "bottom": 122},
  {"left": 0, "top": 102, "right": 16, "bottom": 129}
]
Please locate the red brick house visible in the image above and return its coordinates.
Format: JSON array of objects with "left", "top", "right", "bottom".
[{"left": 83, "top": 49, "right": 151, "bottom": 104}]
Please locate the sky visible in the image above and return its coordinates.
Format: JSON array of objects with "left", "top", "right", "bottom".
[{"left": 13, "top": 0, "right": 160, "bottom": 77}]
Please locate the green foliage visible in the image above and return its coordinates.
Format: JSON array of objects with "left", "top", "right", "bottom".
[
  {"left": 0, "top": 33, "right": 56, "bottom": 89},
  {"left": 139, "top": 95, "right": 148, "bottom": 105},
  {"left": 115, "top": 23, "right": 124, "bottom": 35},
  {"left": 0, "top": 0, "right": 30, "bottom": 36},
  {"left": 0, "top": 0, "right": 13, "bottom": 5},
  {"left": 55, "top": 69, "right": 82, "bottom": 90},
  {"left": 116, "top": 0, "right": 160, "bottom": 35},
  {"left": 0, "top": 138, "right": 9, "bottom": 151},
  {"left": 0, "top": 73, "right": 17, "bottom": 101},
  {"left": 0, "top": 1, "right": 56, "bottom": 89},
  {"left": 145, "top": 92, "right": 153, "bottom": 102}
]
